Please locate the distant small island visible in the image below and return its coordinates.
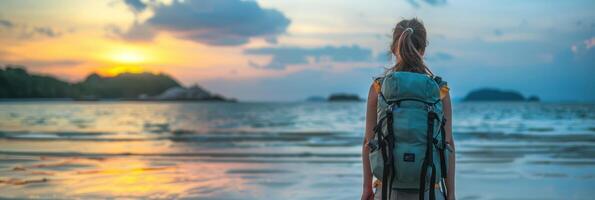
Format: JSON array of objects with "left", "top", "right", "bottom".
[
  {"left": 327, "top": 93, "right": 362, "bottom": 102},
  {"left": 463, "top": 88, "right": 539, "bottom": 102},
  {"left": 0, "top": 65, "right": 233, "bottom": 102},
  {"left": 305, "top": 93, "right": 362, "bottom": 102}
]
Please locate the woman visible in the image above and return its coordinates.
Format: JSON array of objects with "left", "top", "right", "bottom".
[{"left": 361, "top": 18, "right": 456, "bottom": 200}]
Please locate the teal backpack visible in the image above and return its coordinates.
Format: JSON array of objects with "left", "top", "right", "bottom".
[{"left": 368, "top": 71, "right": 451, "bottom": 200}]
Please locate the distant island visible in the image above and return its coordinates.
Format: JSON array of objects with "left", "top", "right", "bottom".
[
  {"left": 305, "top": 93, "right": 362, "bottom": 102},
  {"left": 327, "top": 93, "right": 362, "bottom": 102},
  {"left": 463, "top": 88, "right": 539, "bottom": 102},
  {"left": 0, "top": 65, "right": 233, "bottom": 101}
]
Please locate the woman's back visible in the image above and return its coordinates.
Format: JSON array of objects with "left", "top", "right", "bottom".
[{"left": 361, "top": 18, "right": 456, "bottom": 200}]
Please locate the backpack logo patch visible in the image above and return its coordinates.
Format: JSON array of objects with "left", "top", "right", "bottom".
[{"left": 403, "top": 153, "right": 415, "bottom": 162}]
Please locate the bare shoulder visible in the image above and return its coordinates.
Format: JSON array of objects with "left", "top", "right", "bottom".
[
  {"left": 442, "top": 90, "right": 451, "bottom": 103},
  {"left": 367, "top": 81, "right": 379, "bottom": 104}
]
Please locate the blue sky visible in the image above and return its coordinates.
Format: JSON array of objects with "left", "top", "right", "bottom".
[{"left": 0, "top": 0, "right": 594, "bottom": 101}]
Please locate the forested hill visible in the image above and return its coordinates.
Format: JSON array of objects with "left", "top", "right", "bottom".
[
  {"left": 0, "top": 66, "right": 76, "bottom": 98},
  {"left": 0, "top": 65, "right": 220, "bottom": 100},
  {"left": 77, "top": 72, "right": 180, "bottom": 98}
]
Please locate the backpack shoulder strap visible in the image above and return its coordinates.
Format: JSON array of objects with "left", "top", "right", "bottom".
[
  {"left": 433, "top": 75, "right": 449, "bottom": 100},
  {"left": 432, "top": 75, "right": 447, "bottom": 87},
  {"left": 373, "top": 76, "right": 389, "bottom": 103},
  {"left": 373, "top": 76, "right": 384, "bottom": 93}
]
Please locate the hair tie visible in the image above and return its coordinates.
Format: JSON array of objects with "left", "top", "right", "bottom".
[{"left": 404, "top": 27, "right": 414, "bottom": 33}]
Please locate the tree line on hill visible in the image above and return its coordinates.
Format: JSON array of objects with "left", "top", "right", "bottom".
[{"left": 0, "top": 65, "right": 228, "bottom": 101}]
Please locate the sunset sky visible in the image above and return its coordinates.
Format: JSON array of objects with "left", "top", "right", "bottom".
[{"left": 0, "top": 0, "right": 593, "bottom": 101}]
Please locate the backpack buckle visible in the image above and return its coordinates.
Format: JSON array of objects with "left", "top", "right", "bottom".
[
  {"left": 426, "top": 104, "right": 434, "bottom": 112},
  {"left": 368, "top": 139, "right": 379, "bottom": 151},
  {"left": 388, "top": 104, "right": 396, "bottom": 112}
]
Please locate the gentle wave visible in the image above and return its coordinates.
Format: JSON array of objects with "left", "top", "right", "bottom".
[{"left": 2, "top": 130, "right": 594, "bottom": 143}]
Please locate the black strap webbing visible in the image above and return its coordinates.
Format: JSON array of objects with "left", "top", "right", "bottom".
[
  {"left": 438, "top": 118, "right": 448, "bottom": 199},
  {"left": 381, "top": 105, "right": 395, "bottom": 200},
  {"left": 419, "top": 111, "right": 437, "bottom": 200},
  {"left": 429, "top": 164, "right": 437, "bottom": 200}
]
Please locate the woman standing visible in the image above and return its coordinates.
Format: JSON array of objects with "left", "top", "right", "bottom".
[{"left": 361, "top": 18, "right": 456, "bottom": 200}]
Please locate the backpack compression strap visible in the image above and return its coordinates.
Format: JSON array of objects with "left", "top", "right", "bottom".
[
  {"left": 381, "top": 104, "right": 396, "bottom": 200},
  {"left": 438, "top": 118, "right": 449, "bottom": 199},
  {"left": 419, "top": 109, "right": 438, "bottom": 200}
]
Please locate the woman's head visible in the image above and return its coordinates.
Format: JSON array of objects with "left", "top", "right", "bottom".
[{"left": 389, "top": 18, "right": 432, "bottom": 75}]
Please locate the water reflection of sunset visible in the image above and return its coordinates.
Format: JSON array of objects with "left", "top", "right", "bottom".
[
  {"left": 68, "top": 158, "right": 186, "bottom": 197},
  {"left": 2, "top": 153, "right": 257, "bottom": 198}
]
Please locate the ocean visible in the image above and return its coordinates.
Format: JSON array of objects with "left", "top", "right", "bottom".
[{"left": 0, "top": 101, "right": 593, "bottom": 199}]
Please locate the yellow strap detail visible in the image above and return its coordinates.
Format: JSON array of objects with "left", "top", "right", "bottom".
[
  {"left": 373, "top": 80, "right": 382, "bottom": 93},
  {"left": 440, "top": 85, "right": 450, "bottom": 99}
]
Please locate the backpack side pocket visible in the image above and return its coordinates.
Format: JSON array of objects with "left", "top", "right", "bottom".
[{"left": 369, "top": 148, "right": 384, "bottom": 179}]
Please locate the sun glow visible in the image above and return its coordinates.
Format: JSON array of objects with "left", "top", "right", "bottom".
[
  {"left": 111, "top": 51, "right": 145, "bottom": 64},
  {"left": 100, "top": 48, "right": 151, "bottom": 76}
]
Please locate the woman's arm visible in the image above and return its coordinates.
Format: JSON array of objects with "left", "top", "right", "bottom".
[
  {"left": 443, "top": 92, "right": 456, "bottom": 200},
  {"left": 361, "top": 83, "right": 378, "bottom": 200}
]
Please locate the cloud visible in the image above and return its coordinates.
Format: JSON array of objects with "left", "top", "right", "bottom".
[
  {"left": 201, "top": 67, "right": 382, "bottom": 101},
  {"left": 406, "top": 0, "right": 447, "bottom": 8},
  {"left": 105, "top": 22, "right": 155, "bottom": 42},
  {"left": 123, "top": 0, "right": 147, "bottom": 14},
  {"left": 16, "top": 26, "right": 62, "bottom": 39},
  {"left": 585, "top": 37, "right": 595, "bottom": 49},
  {"left": 493, "top": 29, "right": 503, "bottom": 36},
  {"left": 425, "top": 51, "right": 455, "bottom": 62},
  {"left": 0, "top": 48, "right": 83, "bottom": 68},
  {"left": 114, "top": 0, "right": 291, "bottom": 46},
  {"left": 376, "top": 52, "right": 393, "bottom": 63},
  {"left": 424, "top": 0, "right": 447, "bottom": 5},
  {"left": 244, "top": 45, "right": 373, "bottom": 70},
  {"left": 0, "top": 18, "right": 62, "bottom": 39},
  {"left": 31, "top": 27, "right": 61, "bottom": 37},
  {"left": 0, "top": 19, "right": 14, "bottom": 28},
  {"left": 571, "top": 37, "right": 595, "bottom": 55},
  {"left": 0, "top": 59, "right": 83, "bottom": 68}
]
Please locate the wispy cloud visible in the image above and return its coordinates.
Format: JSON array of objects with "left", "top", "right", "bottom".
[
  {"left": 0, "top": 59, "right": 83, "bottom": 68},
  {"left": 105, "top": 22, "right": 155, "bottom": 42},
  {"left": 123, "top": 0, "right": 147, "bottom": 14},
  {"left": 425, "top": 51, "right": 455, "bottom": 62},
  {"left": 244, "top": 45, "right": 373, "bottom": 70},
  {"left": 406, "top": 0, "right": 447, "bottom": 8},
  {"left": 571, "top": 37, "right": 595, "bottom": 55},
  {"left": 0, "top": 19, "right": 14, "bottom": 28},
  {"left": 17, "top": 26, "right": 62, "bottom": 39},
  {"left": 31, "top": 27, "right": 61, "bottom": 38},
  {"left": 0, "top": 18, "right": 63, "bottom": 39}
]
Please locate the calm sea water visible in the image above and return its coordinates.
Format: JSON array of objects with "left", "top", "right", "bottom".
[{"left": 0, "top": 101, "right": 594, "bottom": 199}]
